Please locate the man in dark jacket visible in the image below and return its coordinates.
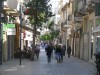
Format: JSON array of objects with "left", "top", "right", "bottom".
[
  {"left": 62, "top": 45, "right": 66, "bottom": 56},
  {"left": 45, "top": 44, "right": 53, "bottom": 63},
  {"left": 67, "top": 45, "right": 71, "bottom": 58}
]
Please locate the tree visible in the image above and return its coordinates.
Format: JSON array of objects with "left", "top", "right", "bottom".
[
  {"left": 40, "top": 19, "right": 59, "bottom": 41},
  {"left": 25, "top": 0, "right": 52, "bottom": 60},
  {"left": 46, "top": 19, "right": 60, "bottom": 40},
  {"left": 40, "top": 30, "right": 59, "bottom": 41},
  {"left": 40, "top": 34, "right": 51, "bottom": 41}
]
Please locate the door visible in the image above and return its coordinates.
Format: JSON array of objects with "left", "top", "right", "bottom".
[{"left": 96, "top": 37, "right": 100, "bottom": 52}]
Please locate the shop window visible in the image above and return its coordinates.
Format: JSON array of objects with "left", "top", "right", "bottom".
[{"left": 96, "top": 37, "right": 100, "bottom": 52}]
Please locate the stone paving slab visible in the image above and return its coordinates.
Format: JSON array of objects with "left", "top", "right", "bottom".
[{"left": 0, "top": 50, "right": 97, "bottom": 75}]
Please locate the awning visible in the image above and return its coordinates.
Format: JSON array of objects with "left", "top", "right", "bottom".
[
  {"left": 16, "top": 23, "right": 40, "bottom": 35},
  {"left": 93, "top": 25, "right": 100, "bottom": 33},
  {"left": 22, "top": 25, "right": 40, "bottom": 35}
]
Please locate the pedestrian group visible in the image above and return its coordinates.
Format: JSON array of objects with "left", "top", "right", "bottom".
[
  {"left": 45, "top": 43, "right": 71, "bottom": 63},
  {"left": 30, "top": 43, "right": 71, "bottom": 63}
]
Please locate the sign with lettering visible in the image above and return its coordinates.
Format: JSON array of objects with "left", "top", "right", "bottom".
[
  {"left": 7, "top": 24, "right": 15, "bottom": 28},
  {"left": 7, "top": 28, "right": 16, "bottom": 35}
]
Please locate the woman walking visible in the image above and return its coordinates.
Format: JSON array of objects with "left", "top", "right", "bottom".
[{"left": 55, "top": 45, "right": 62, "bottom": 63}]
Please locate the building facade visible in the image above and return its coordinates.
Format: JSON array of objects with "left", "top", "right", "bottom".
[{"left": 57, "top": 0, "right": 100, "bottom": 63}]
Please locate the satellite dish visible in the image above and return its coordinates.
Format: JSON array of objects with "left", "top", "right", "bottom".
[{"left": 7, "top": 0, "right": 18, "bottom": 9}]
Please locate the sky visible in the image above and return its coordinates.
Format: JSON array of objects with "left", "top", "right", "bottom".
[
  {"left": 49, "top": 0, "right": 59, "bottom": 14},
  {"left": 49, "top": 0, "right": 69, "bottom": 24},
  {"left": 50, "top": 0, "right": 69, "bottom": 14}
]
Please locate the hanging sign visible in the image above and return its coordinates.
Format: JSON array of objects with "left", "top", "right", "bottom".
[{"left": 7, "top": 28, "right": 16, "bottom": 35}]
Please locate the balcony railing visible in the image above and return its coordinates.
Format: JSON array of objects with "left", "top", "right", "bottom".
[
  {"left": 87, "top": 0, "right": 100, "bottom": 3},
  {"left": 86, "top": 0, "right": 91, "bottom": 4},
  {"left": 78, "top": 0, "right": 85, "bottom": 10}
]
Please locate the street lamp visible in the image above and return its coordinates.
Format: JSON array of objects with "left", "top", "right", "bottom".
[{"left": 7, "top": 0, "right": 23, "bottom": 65}]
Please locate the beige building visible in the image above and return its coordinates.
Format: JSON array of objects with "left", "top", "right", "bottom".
[
  {"left": 72, "top": 0, "right": 100, "bottom": 62},
  {"left": 57, "top": 0, "right": 100, "bottom": 63},
  {"left": 58, "top": 0, "right": 73, "bottom": 49}
]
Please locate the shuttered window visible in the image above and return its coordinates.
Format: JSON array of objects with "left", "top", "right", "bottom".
[{"left": 95, "top": 3, "right": 100, "bottom": 16}]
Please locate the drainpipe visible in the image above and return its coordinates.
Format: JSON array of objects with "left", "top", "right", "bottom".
[{"left": 0, "top": 0, "right": 3, "bottom": 65}]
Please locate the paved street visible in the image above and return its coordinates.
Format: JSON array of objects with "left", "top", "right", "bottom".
[{"left": 0, "top": 48, "right": 97, "bottom": 75}]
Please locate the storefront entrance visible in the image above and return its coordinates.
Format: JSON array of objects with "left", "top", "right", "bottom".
[{"left": 96, "top": 37, "right": 100, "bottom": 52}]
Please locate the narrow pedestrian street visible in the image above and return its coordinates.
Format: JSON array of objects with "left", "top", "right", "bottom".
[{"left": 0, "top": 48, "right": 96, "bottom": 75}]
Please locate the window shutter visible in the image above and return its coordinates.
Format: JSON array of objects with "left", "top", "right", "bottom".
[{"left": 95, "top": 3, "right": 100, "bottom": 16}]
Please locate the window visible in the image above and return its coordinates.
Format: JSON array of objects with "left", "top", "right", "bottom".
[
  {"left": 96, "top": 18, "right": 100, "bottom": 26},
  {"left": 95, "top": 3, "right": 100, "bottom": 16}
]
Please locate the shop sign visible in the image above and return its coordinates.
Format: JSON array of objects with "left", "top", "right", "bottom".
[
  {"left": 7, "top": 24, "right": 15, "bottom": 28},
  {"left": 7, "top": 28, "right": 16, "bottom": 35}
]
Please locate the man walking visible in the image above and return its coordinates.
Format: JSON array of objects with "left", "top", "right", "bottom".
[
  {"left": 45, "top": 44, "right": 53, "bottom": 63},
  {"left": 67, "top": 45, "right": 71, "bottom": 58},
  {"left": 62, "top": 45, "right": 66, "bottom": 56}
]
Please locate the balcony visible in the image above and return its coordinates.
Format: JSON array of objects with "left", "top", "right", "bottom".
[
  {"left": 74, "top": 17, "right": 83, "bottom": 22},
  {"left": 78, "top": 1, "right": 84, "bottom": 11},
  {"left": 87, "top": 0, "right": 100, "bottom": 3},
  {"left": 86, "top": 0, "right": 91, "bottom": 4},
  {"left": 74, "top": 0, "right": 87, "bottom": 17},
  {"left": 84, "top": 0, "right": 95, "bottom": 13},
  {"left": 73, "top": 23, "right": 82, "bottom": 31},
  {"left": 61, "top": 14, "right": 73, "bottom": 29},
  {"left": 83, "top": 0, "right": 100, "bottom": 13}
]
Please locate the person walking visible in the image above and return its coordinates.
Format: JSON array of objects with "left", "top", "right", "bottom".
[
  {"left": 62, "top": 45, "right": 66, "bottom": 56},
  {"left": 45, "top": 44, "right": 53, "bottom": 63},
  {"left": 55, "top": 45, "right": 62, "bottom": 63},
  {"left": 67, "top": 45, "right": 71, "bottom": 58},
  {"left": 50, "top": 44, "right": 54, "bottom": 58},
  {"left": 34, "top": 45, "right": 40, "bottom": 59}
]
